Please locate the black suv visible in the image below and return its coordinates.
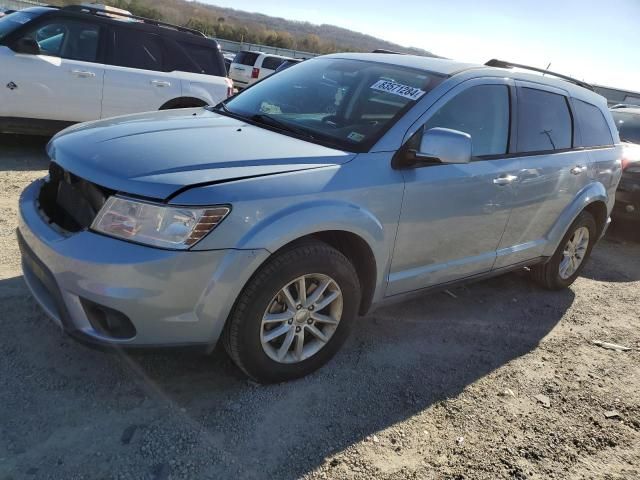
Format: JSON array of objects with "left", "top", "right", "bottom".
[{"left": 611, "top": 105, "right": 640, "bottom": 222}]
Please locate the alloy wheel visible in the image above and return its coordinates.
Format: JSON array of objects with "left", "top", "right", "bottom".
[{"left": 260, "top": 273, "right": 343, "bottom": 364}]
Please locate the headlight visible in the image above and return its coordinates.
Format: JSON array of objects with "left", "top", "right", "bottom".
[{"left": 91, "top": 197, "right": 230, "bottom": 250}]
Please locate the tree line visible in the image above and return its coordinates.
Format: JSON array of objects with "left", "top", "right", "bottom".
[{"left": 100, "top": 0, "right": 355, "bottom": 54}]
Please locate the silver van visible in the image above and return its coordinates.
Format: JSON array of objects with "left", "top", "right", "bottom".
[{"left": 18, "top": 53, "right": 622, "bottom": 382}]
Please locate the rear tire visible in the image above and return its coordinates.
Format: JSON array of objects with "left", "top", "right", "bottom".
[
  {"left": 222, "top": 240, "right": 361, "bottom": 383},
  {"left": 531, "top": 210, "right": 597, "bottom": 290}
]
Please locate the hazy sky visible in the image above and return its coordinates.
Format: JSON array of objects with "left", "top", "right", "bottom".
[{"left": 202, "top": 0, "right": 639, "bottom": 92}]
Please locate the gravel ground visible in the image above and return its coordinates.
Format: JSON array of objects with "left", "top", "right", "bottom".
[{"left": 1, "top": 134, "right": 639, "bottom": 480}]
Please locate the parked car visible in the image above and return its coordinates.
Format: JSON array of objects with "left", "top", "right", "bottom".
[
  {"left": 229, "top": 51, "right": 294, "bottom": 89},
  {"left": 275, "top": 58, "right": 302, "bottom": 73},
  {"left": 18, "top": 53, "right": 622, "bottom": 383},
  {"left": 0, "top": 4, "right": 232, "bottom": 135},
  {"left": 610, "top": 105, "right": 640, "bottom": 221},
  {"left": 223, "top": 52, "right": 235, "bottom": 74}
]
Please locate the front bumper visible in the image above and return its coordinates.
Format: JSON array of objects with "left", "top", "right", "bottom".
[
  {"left": 18, "top": 179, "right": 269, "bottom": 348},
  {"left": 613, "top": 186, "right": 640, "bottom": 222}
]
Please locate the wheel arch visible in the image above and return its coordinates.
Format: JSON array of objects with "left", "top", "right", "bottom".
[
  {"left": 159, "top": 97, "right": 208, "bottom": 110},
  {"left": 275, "top": 230, "right": 378, "bottom": 315},
  {"left": 583, "top": 200, "right": 608, "bottom": 238},
  {"left": 543, "top": 182, "right": 610, "bottom": 257}
]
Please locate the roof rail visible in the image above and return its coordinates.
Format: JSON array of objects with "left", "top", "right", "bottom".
[
  {"left": 611, "top": 103, "right": 640, "bottom": 109},
  {"left": 62, "top": 4, "right": 206, "bottom": 37},
  {"left": 372, "top": 49, "right": 405, "bottom": 55},
  {"left": 485, "top": 59, "right": 595, "bottom": 92}
]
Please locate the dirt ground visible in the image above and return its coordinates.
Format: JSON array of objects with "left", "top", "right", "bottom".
[{"left": 0, "top": 134, "right": 639, "bottom": 480}]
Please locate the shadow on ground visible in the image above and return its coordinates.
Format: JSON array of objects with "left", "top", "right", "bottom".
[
  {"left": 0, "top": 134, "right": 50, "bottom": 171},
  {"left": 1, "top": 269, "right": 574, "bottom": 479},
  {"left": 580, "top": 220, "right": 640, "bottom": 283}
]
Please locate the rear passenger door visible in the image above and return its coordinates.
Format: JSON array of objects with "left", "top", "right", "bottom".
[
  {"left": 101, "top": 27, "right": 181, "bottom": 118},
  {"left": 494, "top": 82, "right": 590, "bottom": 268}
]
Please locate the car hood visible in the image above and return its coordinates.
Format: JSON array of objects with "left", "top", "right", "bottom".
[{"left": 47, "top": 108, "right": 354, "bottom": 200}]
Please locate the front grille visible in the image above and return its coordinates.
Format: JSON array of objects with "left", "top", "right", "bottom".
[{"left": 38, "top": 163, "right": 113, "bottom": 232}]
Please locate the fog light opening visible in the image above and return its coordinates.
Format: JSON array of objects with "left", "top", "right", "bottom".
[{"left": 80, "top": 299, "right": 136, "bottom": 339}]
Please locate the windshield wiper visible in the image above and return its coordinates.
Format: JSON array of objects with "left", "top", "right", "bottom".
[{"left": 249, "top": 113, "right": 318, "bottom": 141}]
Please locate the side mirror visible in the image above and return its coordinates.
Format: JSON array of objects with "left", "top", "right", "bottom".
[
  {"left": 415, "top": 127, "right": 472, "bottom": 165},
  {"left": 12, "top": 37, "right": 40, "bottom": 55}
]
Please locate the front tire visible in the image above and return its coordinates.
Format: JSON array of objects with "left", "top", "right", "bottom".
[
  {"left": 531, "top": 210, "right": 597, "bottom": 290},
  {"left": 222, "top": 240, "right": 361, "bottom": 383}
]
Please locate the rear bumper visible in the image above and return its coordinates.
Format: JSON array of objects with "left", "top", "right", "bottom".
[{"left": 18, "top": 178, "right": 270, "bottom": 349}]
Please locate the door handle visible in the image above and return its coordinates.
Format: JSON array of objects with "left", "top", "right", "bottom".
[
  {"left": 151, "top": 80, "right": 171, "bottom": 87},
  {"left": 570, "top": 165, "right": 587, "bottom": 175},
  {"left": 493, "top": 174, "right": 518, "bottom": 186},
  {"left": 71, "top": 70, "right": 95, "bottom": 78}
]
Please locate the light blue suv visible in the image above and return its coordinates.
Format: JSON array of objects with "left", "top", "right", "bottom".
[{"left": 18, "top": 53, "right": 622, "bottom": 382}]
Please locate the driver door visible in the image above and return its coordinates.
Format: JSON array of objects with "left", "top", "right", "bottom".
[
  {"left": 388, "top": 79, "right": 521, "bottom": 295},
  {"left": 1, "top": 16, "right": 104, "bottom": 122}
]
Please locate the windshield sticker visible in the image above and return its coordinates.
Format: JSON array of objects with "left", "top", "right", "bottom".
[
  {"left": 347, "top": 132, "right": 365, "bottom": 142},
  {"left": 370, "top": 80, "right": 426, "bottom": 101}
]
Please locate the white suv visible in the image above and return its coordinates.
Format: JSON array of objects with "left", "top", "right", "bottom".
[
  {"left": 0, "top": 5, "right": 233, "bottom": 135},
  {"left": 229, "top": 51, "right": 294, "bottom": 89}
]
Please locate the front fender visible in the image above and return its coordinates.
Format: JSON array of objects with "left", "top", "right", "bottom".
[
  {"left": 543, "top": 181, "right": 609, "bottom": 257},
  {"left": 238, "top": 199, "right": 384, "bottom": 252},
  {"left": 238, "top": 200, "right": 388, "bottom": 292}
]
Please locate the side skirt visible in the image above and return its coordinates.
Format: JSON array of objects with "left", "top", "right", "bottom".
[
  {"left": 0, "top": 117, "right": 75, "bottom": 136},
  {"left": 369, "top": 257, "right": 546, "bottom": 313}
]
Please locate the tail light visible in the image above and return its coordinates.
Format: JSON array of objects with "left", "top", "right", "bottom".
[
  {"left": 225, "top": 78, "right": 234, "bottom": 98},
  {"left": 251, "top": 67, "right": 260, "bottom": 79}
]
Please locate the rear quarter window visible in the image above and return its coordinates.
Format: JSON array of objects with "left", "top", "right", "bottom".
[
  {"left": 574, "top": 100, "right": 614, "bottom": 147},
  {"left": 234, "top": 51, "right": 259, "bottom": 66},
  {"left": 516, "top": 87, "right": 572, "bottom": 153},
  {"left": 176, "top": 41, "right": 224, "bottom": 76}
]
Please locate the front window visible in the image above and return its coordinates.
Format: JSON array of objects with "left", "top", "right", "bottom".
[
  {"left": 421, "top": 84, "right": 510, "bottom": 157},
  {"left": 17, "top": 18, "right": 100, "bottom": 62},
  {"left": 0, "top": 11, "right": 39, "bottom": 41},
  {"left": 220, "top": 58, "right": 444, "bottom": 152}
]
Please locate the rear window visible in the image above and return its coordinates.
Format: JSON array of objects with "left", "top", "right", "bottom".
[
  {"left": 517, "top": 88, "right": 572, "bottom": 153},
  {"left": 261, "top": 56, "right": 286, "bottom": 71},
  {"left": 612, "top": 111, "right": 640, "bottom": 144},
  {"left": 233, "top": 51, "right": 259, "bottom": 66},
  {"left": 574, "top": 100, "right": 614, "bottom": 147},
  {"left": 176, "top": 41, "right": 224, "bottom": 76},
  {"left": 112, "top": 28, "right": 164, "bottom": 71}
]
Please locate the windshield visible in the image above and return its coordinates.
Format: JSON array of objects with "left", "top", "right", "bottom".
[
  {"left": 0, "top": 11, "right": 38, "bottom": 41},
  {"left": 612, "top": 111, "right": 640, "bottom": 144},
  {"left": 222, "top": 58, "right": 444, "bottom": 152}
]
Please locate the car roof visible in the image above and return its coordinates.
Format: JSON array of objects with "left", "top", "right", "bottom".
[
  {"left": 323, "top": 52, "right": 481, "bottom": 75},
  {"left": 29, "top": 5, "right": 218, "bottom": 46},
  {"left": 321, "top": 52, "right": 605, "bottom": 104}
]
